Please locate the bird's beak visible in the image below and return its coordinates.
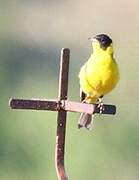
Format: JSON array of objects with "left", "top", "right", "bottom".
[
  {"left": 88, "top": 37, "right": 93, "bottom": 41},
  {"left": 88, "top": 37, "right": 97, "bottom": 42}
]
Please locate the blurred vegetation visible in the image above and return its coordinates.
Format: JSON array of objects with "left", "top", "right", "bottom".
[{"left": 0, "top": 0, "right": 139, "bottom": 180}]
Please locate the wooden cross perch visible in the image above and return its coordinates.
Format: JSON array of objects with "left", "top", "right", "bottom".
[{"left": 9, "top": 48, "right": 116, "bottom": 180}]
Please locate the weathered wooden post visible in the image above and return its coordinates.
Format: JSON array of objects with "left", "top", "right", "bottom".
[{"left": 55, "top": 48, "right": 69, "bottom": 180}]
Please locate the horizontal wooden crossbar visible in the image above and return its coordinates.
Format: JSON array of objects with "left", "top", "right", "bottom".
[
  {"left": 9, "top": 98, "right": 58, "bottom": 111},
  {"left": 9, "top": 98, "right": 116, "bottom": 115}
]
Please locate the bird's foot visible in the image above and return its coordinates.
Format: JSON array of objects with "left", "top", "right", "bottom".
[{"left": 97, "top": 98, "right": 105, "bottom": 114}]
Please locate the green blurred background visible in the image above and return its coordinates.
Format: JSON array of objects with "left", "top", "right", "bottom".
[{"left": 0, "top": 0, "right": 139, "bottom": 179}]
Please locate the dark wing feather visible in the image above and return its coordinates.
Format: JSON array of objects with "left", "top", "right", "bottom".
[{"left": 80, "top": 88, "right": 86, "bottom": 102}]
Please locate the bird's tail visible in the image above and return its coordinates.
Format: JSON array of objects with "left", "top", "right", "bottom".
[{"left": 78, "top": 113, "right": 94, "bottom": 130}]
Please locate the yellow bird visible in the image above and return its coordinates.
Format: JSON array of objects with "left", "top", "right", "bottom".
[{"left": 78, "top": 34, "right": 120, "bottom": 130}]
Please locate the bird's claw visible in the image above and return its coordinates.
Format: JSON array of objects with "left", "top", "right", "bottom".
[
  {"left": 97, "top": 98, "right": 105, "bottom": 114},
  {"left": 97, "top": 102, "right": 105, "bottom": 114}
]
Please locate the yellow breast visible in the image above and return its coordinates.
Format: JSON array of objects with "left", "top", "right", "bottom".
[{"left": 79, "top": 52, "right": 119, "bottom": 98}]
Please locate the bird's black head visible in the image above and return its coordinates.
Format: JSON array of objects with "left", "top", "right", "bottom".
[{"left": 90, "top": 34, "right": 112, "bottom": 49}]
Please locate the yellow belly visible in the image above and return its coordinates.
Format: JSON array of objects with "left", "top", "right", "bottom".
[{"left": 79, "top": 54, "right": 119, "bottom": 100}]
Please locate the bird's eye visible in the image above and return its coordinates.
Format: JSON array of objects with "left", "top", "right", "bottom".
[{"left": 101, "top": 40, "right": 106, "bottom": 46}]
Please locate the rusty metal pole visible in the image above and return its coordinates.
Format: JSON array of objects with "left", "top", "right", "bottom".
[{"left": 55, "top": 48, "right": 70, "bottom": 180}]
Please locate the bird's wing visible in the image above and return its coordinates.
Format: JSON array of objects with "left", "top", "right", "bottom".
[{"left": 80, "top": 88, "right": 86, "bottom": 102}]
